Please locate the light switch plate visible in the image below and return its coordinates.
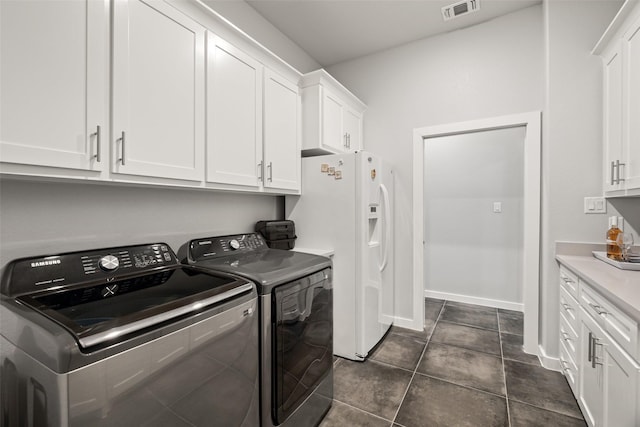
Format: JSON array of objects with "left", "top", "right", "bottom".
[{"left": 584, "top": 196, "right": 606, "bottom": 214}]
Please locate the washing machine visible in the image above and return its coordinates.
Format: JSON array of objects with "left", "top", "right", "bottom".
[
  {"left": 0, "top": 242, "right": 259, "bottom": 426},
  {"left": 186, "top": 233, "right": 333, "bottom": 427}
]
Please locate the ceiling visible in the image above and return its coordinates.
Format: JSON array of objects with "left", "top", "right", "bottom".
[{"left": 245, "top": 0, "right": 541, "bottom": 67}]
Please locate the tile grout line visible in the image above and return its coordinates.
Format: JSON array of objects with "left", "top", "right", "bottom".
[
  {"left": 390, "top": 299, "right": 446, "bottom": 426},
  {"left": 497, "top": 310, "right": 512, "bottom": 427}
]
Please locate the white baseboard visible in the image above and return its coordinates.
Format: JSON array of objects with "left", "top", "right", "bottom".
[
  {"left": 424, "top": 290, "right": 524, "bottom": 312},
  {"left": 538, "top": 344, "right": 561, "bottom": 371}
]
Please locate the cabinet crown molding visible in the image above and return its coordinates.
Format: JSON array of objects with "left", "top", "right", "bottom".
[{"left": 300, "top": 69, "right": 366, "bottom": 112}]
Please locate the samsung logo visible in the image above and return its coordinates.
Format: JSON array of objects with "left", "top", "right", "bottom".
[{"left": 31, "top": 259, "right": 61, "bottom": 268}]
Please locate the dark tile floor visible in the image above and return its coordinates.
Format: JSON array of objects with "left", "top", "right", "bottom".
[{"left": 320, "top": 298, "right": 586, "bottom": 427}]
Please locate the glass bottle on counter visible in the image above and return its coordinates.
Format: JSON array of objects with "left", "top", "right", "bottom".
[{"left": 606, "top": 216, "right": 623, "bottom": 261}]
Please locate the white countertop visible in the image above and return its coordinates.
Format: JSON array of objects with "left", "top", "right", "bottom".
[
  {"left": 556, "top": 253, "right": 640, "bottom": 322},
  {"left": 291, "top": 247, "right": 335, "bottom": 258}
]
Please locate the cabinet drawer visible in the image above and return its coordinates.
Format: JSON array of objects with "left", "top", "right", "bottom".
[
  {"left": 559, "top": 266, "right": 579, "bottom": 299},
  {"left": 559, "top": 311, "right": 579, "bottom": 363},
  {"left": 560, "top": 285, "right": 580, "bottom": 334},
  {"left": 559, "top": 340, "right": 579, "bottom": 395},
  {"left": 580, "top": 282, "right": 638, "bottom": 359}
]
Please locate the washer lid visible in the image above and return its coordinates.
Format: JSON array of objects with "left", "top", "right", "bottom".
[{"left": 189, "top": 249, "right": 331, "bottom": 294}]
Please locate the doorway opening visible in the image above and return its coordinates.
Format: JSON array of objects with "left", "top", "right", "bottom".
[{"left": 412, "top": 112, "right": 541, "bottom": 355}]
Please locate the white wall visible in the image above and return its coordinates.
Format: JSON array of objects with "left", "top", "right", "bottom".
[
  {"left": 542, "top": 0, "right": 632, "bottom": 356},
  {"left": 202, "top": 0, "right": 320, "bottom": 73},
  {"left": 0, "top": 179, "right": 281, "bottom": 271},
  {"left": 424, "top": 127, "right": 525, "bottom": 307},
  {"left": 327, "top": 5, "right": 545, "bottom": 325}
]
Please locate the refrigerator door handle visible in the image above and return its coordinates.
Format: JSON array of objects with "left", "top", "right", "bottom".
[{"left": 379, "top": 183, "right": 391, "bottom": 272}]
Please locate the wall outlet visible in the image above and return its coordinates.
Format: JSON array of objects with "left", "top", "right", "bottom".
[{"left": 584, "top": 196, "right": 606, "bottom": 214}]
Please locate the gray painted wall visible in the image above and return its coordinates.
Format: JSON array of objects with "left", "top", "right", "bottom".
[
  {"left": 327, "top": 5, "right": 545, "bottom": 325},
  {"left": 0, "top": 179, "right": 281, "bottom": 271},
  {"left": 424, "top": 127, "right": 525, "bottom": 306},
  {"left": 541, "top": 0, "right": 634, "bottom": 356},
  {"left": 326, "top": 1, "right": 634, "bottom": 358},
  {"left": 202, "top": 0, "right": 321, "bottom": 74}
]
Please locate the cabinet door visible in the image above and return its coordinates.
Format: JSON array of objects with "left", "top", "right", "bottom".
[
  {"left": 0, "top": 0, "right": 107, "bottom": 172},
  {"left": 322, "top": 89, "right": 346, "bottom": 152},
  {"left": 579, "top": 309, "right": 604, "bottom": 427},
  {"left": 112, "top": 0, "right": 205, "bottom": 182},
  {"left": 603, "top": 41, "right": 624, "bottom": 193},
  {"left": 206, "top": 34, "right": 263, "bottom": 188},
  {"left": 602, "top": 336, "right": 640, "bottom": 427},
  {"left": 343, "top": 106, "right": 362, "bottom": 152},
  {"left": 623, "top": 15, "right": 640, "bottom": 191},
  {"left": 263, "top": 70, "right": 300, "bottom": 192}
]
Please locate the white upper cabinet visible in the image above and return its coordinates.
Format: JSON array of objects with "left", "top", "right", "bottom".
[
  {"left": 343, "top": 106, "right": 363, "bottom": 152},
  {"left": 300, "top": 69, "right": 365, "bottom": 156},
  {"left": 622, "top": 13, "right": 640, "bottom": 191},
  {"left": 0, "top": 0, "right": 108, "bottom": 173},
  {"left": 263, "top": 69, "right": 301, "bottom": 192},
  {"left": 206, "top": 34, "right": 263, "bottom": 189},
  {"left": 595, "top": 1, "right": 640, "bottom": 196},
  {"left": 112, "top": 0, "right": 205, "bottom": 182},
  {"left": 0, "top": 0, "right": 301, "bottom": 194},
  {"left": 603, "top": 42, "right": 624, "bottom": 193}
]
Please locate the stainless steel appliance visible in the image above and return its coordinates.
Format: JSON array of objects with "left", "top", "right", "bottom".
[
  {"left": 0, "top": 243, "right": 259, "bottom": 427},
  {"left": 186, "top": 233, "right": 333, "bottom": 427}
]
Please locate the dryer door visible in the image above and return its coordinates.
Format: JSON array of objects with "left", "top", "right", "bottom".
[{"left": 273, "top": 268, "right": 332, "bottom": 424}]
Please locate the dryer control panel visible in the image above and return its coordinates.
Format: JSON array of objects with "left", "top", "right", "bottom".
[{"left": 188, "top": 233, "right": 266, "bottom": 261}]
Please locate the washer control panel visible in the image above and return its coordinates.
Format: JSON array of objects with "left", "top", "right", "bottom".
[
  {"left": 189, "top": 233, "right": 266, "bottom": 261},
  {"left": 2, "top": 243, "right": 178, "bottom": 297}
]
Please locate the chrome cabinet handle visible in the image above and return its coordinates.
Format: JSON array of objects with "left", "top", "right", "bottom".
[
  {"left": 561, "top": 276, "right": 574, "bottom": 284},
  {"left": 560, "top": 360, "right": 571, "bottom": 372},
  {"left": 92, "top": 125, "right": 101, "bottom": 162},
  {"left": 591, "top": 335, "right": 598, "bottom": 368},
  {"left": 611, "top": 161, "right": 616, "bottom": 185},
  {"left": 617, "top": 160, "right": 626, "bottom": 182},
  {"left": 118, "top": 131, "right": 126, "bottom": 165},
  {"left": 561, "top": 332, "right": 571, "bottom": 341},
  {"left": 561, "top": 303, "right": 573, "bottom": 311},
  {"left": 344, "top": 133, "right": 349, "bottom": 148},
  {"left": 588, "top": 332, "right": 593, "bottom": 362},
  {"left": 258, "top": 161, "right": 263, "bottom": 182},
  {"left": 267, "top": 162, "right": 273, "bottom": 182}
]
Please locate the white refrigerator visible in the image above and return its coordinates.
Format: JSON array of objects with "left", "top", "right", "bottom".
[{"left": 286, "top": 151, "right": 394, "bottom": 361}]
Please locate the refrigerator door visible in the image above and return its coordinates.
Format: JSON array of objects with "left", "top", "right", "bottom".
[{"left": 356, "top": 152, "right": 394, "bottom": 355}]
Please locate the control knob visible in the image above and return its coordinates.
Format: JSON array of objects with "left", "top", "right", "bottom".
[
  {"left": 229, "top": 239, "right": 240, "bottom": 250},
  {"left": 99, "top": 255, "right": 119, "bottom": 271}
]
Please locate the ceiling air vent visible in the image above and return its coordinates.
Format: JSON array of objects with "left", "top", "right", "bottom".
[{"left": 441, "top": 0, "right": 480, "bottom": 21}]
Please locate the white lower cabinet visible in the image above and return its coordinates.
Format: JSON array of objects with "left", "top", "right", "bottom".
[
  {"left": 558, "top": 264, "right": 640, "bottom": 427},
  {"left": 579, "top": 307, "right": 640, "bottom": 427}
]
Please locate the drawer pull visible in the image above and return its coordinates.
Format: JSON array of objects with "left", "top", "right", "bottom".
[
  {"left": 561, "top": 332, "right": 571, "bottom": 341},
  {"left": 588, "top": 332, "right": 593, "bottom": 362},
  {"left": 561, "top": 276, "right": 575, "bottom": 284},
  {"left": 562, "top": 303, "right": 573, "bottom": 311},
  {"left": 589, "top": 303, "right": 609, "bottom": 316}
]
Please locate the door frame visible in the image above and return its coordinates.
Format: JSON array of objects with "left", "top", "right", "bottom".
[{"left": 412, "top": 111, "right": 541, "bottom": 355}]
